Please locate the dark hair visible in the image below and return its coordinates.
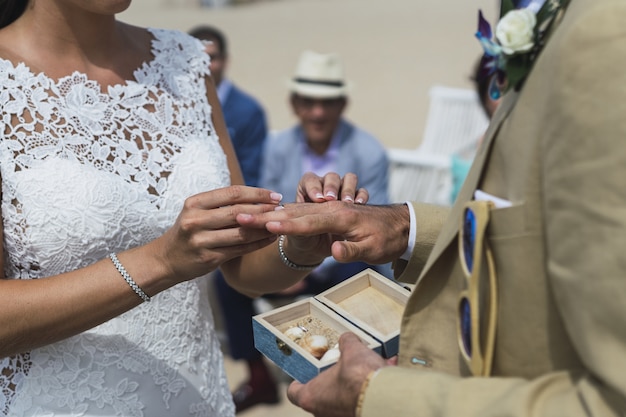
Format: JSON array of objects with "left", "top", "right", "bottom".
[
  {"left": 0, "top": 0, "right": 27, "bottom": 29},
  {"left": 471, "top": 56, "right": 492, "bottom": 119},
  {"left": 188, "top": 25, "right": 228, "bottom": 57}
]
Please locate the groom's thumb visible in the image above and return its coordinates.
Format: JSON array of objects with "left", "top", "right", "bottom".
[{"left": 331, "top": 240, "right": 362, "bottom": 263}]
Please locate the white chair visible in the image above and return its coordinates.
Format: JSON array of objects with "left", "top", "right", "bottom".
[{"left": 387, "top": 85, "right": 489, "bottom": 205}]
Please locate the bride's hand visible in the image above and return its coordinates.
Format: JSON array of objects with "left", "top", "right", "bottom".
[
  {"left": 153, "top": 185, "right": 282, "bottom": 284},
  {"left": 296, "top": 172, "right": 369, "bottom": 204}
]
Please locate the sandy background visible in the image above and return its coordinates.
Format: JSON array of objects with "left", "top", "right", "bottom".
[{"left": 120, "top": 0, "right": 499, "bottom": 150}]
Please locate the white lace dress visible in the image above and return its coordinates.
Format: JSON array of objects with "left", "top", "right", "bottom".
[{"left": 0, "top": 29, "right": 236, "bottom": 417}]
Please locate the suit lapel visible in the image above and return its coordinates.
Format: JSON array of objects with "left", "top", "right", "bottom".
[{"left": 417, "top": 89, "right": 520, "bottom": 283}]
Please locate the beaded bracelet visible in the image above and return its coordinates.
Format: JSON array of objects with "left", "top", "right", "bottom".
[
  {"left": 109, "top": 253, "right": 151, "bottom": 302},
  {"left": 277, "top": 235, "right": 322, "bottom": 271}
]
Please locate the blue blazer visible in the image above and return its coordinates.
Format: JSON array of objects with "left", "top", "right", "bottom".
[
  {"left": 261, "top": 120, "right": 389, "bottom": 204},
  {"left": 221, "top": 83, "right": 268, "bottom": 187}
]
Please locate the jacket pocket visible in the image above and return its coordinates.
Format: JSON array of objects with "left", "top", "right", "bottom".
[{"left": 487, "top": 203, "right": 531, "bottom": 239}]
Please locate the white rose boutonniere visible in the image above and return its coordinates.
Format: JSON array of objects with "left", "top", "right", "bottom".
[
  {"left": 495, "top": 9, "right": 536, "bottom": 55},
  {"left": 475, "top": 0, "right": 570, "bottom": 98}
]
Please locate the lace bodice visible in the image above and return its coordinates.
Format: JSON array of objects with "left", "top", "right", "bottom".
[{"left": 0, "top": 29, "right": 235, "bottom": 416}]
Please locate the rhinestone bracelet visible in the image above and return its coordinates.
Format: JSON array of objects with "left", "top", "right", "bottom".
[
  {"left": 109, "top": 253, "right": 151, "bottom": 302},
  {"left": 277, "top": 235, "right": 323, "bottom": 271}
]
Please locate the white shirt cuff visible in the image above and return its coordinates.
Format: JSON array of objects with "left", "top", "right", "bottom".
[{"left": 400, "top": 201, "right": 416, "bottom": 261}]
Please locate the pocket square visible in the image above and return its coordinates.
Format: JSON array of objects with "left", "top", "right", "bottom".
[{"left": 474, "top": 189, "right": 512, "bottom": 208}]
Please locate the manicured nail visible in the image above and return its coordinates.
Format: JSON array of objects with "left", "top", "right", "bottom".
[
  {"left": 315, "top": 193, "right": 325, "bottom": 200},
  {"left": 343, "top": 196, "right": 354, "bottom": 202},
  {"left": 274, "top": 205, "right": 285, "bottom": 211},
  {"left": 238, "top": 213, "right": 252, "bottom": 220},
  {"left": 270, "top": 192, "right": 283, "bottom": 202},
  {"left": 325, "top": 191, "right": 337, "bottom": 199},
  {"left": 355, "top": 198, "right": 365, "bottom": 204}
]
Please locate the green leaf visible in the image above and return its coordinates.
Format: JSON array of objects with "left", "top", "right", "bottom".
[
  {"left": 504, "top": 56, "right": 530, "bottom": 91},
  {"left": 500, "top": 0, "right": 515, "bottom": 18},
  {"left": 536, "top": 1, "right": 557, "bottom": 24},
  {"left": 535, "top": 6, "right": 550, "bottom": 23}
]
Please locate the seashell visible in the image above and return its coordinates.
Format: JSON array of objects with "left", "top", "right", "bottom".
[
  {"left": 299, "top": 334, "right": 329, "bottom": 359},
  {"left": 320, "top": 347, "right": 340, "bottom": 362},
  {"left": 284, "top": 326, "right": 307, "bottom": 342}
]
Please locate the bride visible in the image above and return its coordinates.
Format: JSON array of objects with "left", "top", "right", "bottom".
[{"left": 0, "top": 1, "right": 366, "bottom": 416}]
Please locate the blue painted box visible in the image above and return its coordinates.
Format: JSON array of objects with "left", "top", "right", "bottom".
[{"left": 252, "top": 269, "right": 410, "bottom": 383}]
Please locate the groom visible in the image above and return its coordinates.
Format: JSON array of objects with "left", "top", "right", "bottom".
[{"left": 240, "top": 0, "right": 626, "bottom": 415}]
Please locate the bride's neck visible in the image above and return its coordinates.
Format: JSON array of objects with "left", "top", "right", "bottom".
[{"left": 0, "top": 17, "right": 151, "bottom": 86}]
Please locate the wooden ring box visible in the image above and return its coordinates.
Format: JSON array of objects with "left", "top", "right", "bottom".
[{"left": 252, "top": 269, "right": 411, "bottom": 383}]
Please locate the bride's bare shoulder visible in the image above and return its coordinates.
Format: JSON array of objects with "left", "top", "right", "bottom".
[{"left": 0, "top": 25, "right": 24, "bottom": 63}]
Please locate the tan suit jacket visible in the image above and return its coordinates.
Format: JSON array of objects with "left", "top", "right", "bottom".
[{"left": 362, "top": 0, "right": 626, "bottom": 415}]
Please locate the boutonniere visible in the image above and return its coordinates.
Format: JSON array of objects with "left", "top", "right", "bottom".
[{"left": 475, "top": 0, "right": 570, "bottom": 99}]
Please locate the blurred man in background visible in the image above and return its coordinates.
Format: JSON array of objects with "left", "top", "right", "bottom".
[{"left": 189, "top": 24, "right": 268, "bottom": 187}]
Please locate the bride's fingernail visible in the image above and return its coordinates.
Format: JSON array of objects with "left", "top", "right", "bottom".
[
  {"left": 315, "top": 193, "right": 324, "bottom": 200},
  {"left": 343, "top": 196, "right": 354, "bottom": 202},
  {"left": 274, "top": 205, "right": 285, "bottom": 211},
  {"left": 270, "top": 192, "right": 283, "bottom": 202},
  {"left": 325, "top": 191, "right": 337, "bottom": 199},
  {"left": 355, "top": 198, "right": 365, "bottom": 204},
  {"left": 238, "top": 213, "right": 252, "bottom": 220}
]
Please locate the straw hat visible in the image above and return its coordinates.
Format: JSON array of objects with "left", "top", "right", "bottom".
[{"left": 288, "top": 50, "right": 351, "bottom": 99}]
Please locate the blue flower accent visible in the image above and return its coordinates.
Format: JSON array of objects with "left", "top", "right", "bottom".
[
  {"left": 515, "top": 0, "right": 536, "bottom": 8},
  {"left": 475, "top": 11, "right": 505, "bottom": 96}
]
